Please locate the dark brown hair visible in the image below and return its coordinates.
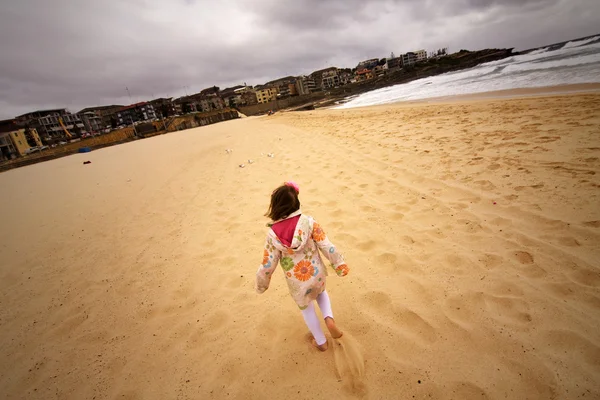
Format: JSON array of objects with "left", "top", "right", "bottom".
[{"left": 265, "top": 184, "right": 300, "bottom": 221}]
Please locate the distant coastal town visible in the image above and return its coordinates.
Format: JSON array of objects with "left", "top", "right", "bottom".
[{"left": 3, "top": 46, "right": 511, "bottom": 164}]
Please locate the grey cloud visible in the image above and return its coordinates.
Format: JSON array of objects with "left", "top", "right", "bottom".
[
  {"left": 0, "top": 0, "right": 598, "bottom": 118},
  {"left": 250, "top": 0, "right": 389, "bottom": 29},
  {"left": 460, "top": 0, "right": 552, "bottom": 8},
  {"left": 251, "top": 0, "right": 557, "bottom": 29}
]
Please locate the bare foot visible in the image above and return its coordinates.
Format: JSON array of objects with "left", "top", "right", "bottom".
[
  {"left": 325, "top": 317, "right": 343, "bottom": 339},
  {"left": 312, "top": 339, "right": 328, "bottom": 352}
]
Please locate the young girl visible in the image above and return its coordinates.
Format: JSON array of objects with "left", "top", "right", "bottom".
[{"left": 255, "top": 181, "right": 349, "bottom": 351}]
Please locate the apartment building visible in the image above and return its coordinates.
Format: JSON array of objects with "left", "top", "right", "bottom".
[
  {"left": 78, "top": 105, "right": 124, "bottom": 128},
  {"left": 0, "top": 119, "right": 42, "bottom": 160},
  {"left": 355, "top": 69, "right": 374, "bottom": 82},
  {"left": 210, "top": 96, "right": 225, "bottom": 110},
  {"left": 356, "top": 58, "right": 379, "bottom": 70},
  {"left": 414, "top": 49, "right": 428, "bottom": 62},
  {"left": 295, "top": 76, "right": 316, "bottom": 95},
  {"left": 116, "top": 102, "right": 157, "bottom": 125},
  {"left": 200, "top": 86, "right": 220, "bottom": 97},
  {"left": 173, "top": 97, "right": 197, "bottom": 114},
  {"left": 149, "top": 98, "right": 176, "bottom": 118},
  {"left": 373, "top": 64, "right": 387, "bottom": 76},
  {"left": 221, "top": 86, "right": 244, "bottom": 107},
  {"left": 278, "top": 85, "right": 291, "bottom": 98},
  {"left": 309, "top": 67, "right": 338, "bottom": 92},
  {"left": 386, "top": 57, "right": 403, "bottom": 71},
  {"left": 339, "top": 71, "right": 354, "bottom": 85},
  {"left": 16, "top": 109, "right": 86, "bottom": 142},
  {"left": 80, "top": 111, "right": 103, "bottom": 133},
  {"left": 255, "top": 86, "right": 278, "bottom": 104},
  {"left": 322, "top": 69, "right": 340, "bottom": 89},
  {"left": 240, "top": 91, "right": 258, "bottom": 106},
  {"left": 402, "top": 52, "right": 417, "bottom": 67}
]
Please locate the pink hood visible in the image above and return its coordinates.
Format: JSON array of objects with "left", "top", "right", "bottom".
[{"left": 267, "top": 210, "right": 313, "bottom": 252}]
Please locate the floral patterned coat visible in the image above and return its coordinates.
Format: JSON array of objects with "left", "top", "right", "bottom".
[{"left": 255, "top": 211, "right": 349, "bottom": 309}]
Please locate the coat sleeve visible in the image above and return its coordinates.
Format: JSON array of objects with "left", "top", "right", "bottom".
[
  {"left": 311, "top": 220, "right": 349, "bottom": 277},
  {"left": 255, "top": 235, "right": 282, "bottom": 293}
]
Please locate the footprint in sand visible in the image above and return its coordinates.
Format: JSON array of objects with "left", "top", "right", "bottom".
[
  {"left": 567, "top": 266, "right": 600, "bottom": 288},
  {"left": 473, "top": 180, "right": 497, "bottom": 191},
  {"left": 479, "top": 253, "right": 504, "bottom": 270},
  {"left": 583, "top": 220, "right": 600, "bottom": 228},
  {"left": 511, "top": 250, "right": 548, "bottom": 278},
  {"left": 390, "top": 212, "right": 404, "bottom": 221},
  {"left": 356, "top": 240, "right": 378, "bottom": 251},
  {"left": 514, "top": 251, "right": 534, "bottom": 264},
  {"left": 445, "top": 381, "right": 489, "bottom": 399},
  {"left": 542, "top": 329, "right": 600, "bottom": 368}
]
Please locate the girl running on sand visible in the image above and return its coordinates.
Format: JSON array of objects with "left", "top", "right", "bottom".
[{"left": 255, "top": 181, "right": 349, "bottom": 351}]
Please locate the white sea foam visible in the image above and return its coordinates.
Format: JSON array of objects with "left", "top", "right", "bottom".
[
  {"left": 561, "top": 35, "right": 600, "bottom": 50},
  {"left": 337, "top": 37, "right": 600, "bottom": 109},
  {"left": 528, "top": 47, "right": 549, "bottom": 55}
]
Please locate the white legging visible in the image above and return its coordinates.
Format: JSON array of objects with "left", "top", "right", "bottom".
[{"left": 301, "top": 290, "right": 334, "bottom": 346}]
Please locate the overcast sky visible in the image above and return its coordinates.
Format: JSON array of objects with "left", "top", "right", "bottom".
[{"left": 0, "top": 0, "right": 598, "bottom": 118}]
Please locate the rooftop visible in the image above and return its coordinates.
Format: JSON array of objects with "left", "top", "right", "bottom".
[
  {"left": 254, "top": 84, "right": 276, "bottom": 91},
  {"left": 119, "top": 102, "right": 149, "bottom": 111},
  {"left": 17, "top": 108, "right": 67, "bottom": 118},
  {"left": 221, "top": 85, "right": 244, "bottom": 93},
  {"left": 0, "top": 119, "right": 21, "bottom": 133},
  {"left": 148, "top": 98, "right": 173, "bottom": 104},
  {"left": 309, "top": 67, "right": 338, "bottom": 77},
  {"left": 200, "top": 86, "right": 220, "bottom": 95},
  {"left": 78, "top": 105, "right": 124, "bottom": 114},
  {"left": 264, "top": 76, "right": 296, "bottom": 86},
  {"left": 221, "top": 86, "right": 245, "bottom": 97}
]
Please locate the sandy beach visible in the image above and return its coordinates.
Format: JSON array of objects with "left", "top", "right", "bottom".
[{"left": 1, "top": 92, "right": 599, "bottom": 399}]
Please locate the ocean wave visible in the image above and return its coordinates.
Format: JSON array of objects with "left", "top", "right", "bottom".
[
  {"left": 480, "top": 57, "right": 515, "bottom": 67},
  {"left": 561, "top": 35, "right": 600, "bottom": 50},
  {"left": 336, "top": 37, "right": 600, "bottom": 109},
  {"left": 504, "top": 53, "right": 600, "bottom": 73},
  {"left": 528, "top": 47, "right": 550, "bottom": 55},
  {"left": 438, "top": 66, "right": 500, "bottom": 83}
]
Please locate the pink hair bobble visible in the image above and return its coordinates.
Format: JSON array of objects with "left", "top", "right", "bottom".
[{"left": 285, "top": 181, "right": 300, "bottom": 194}]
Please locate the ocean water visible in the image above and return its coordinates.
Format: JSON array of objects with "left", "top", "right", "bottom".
[{"left": 336, "top": 35, "right": 600, "bottom": 109}]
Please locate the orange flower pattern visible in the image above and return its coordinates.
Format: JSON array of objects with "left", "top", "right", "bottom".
[
  {"left": 312, "top": 222, "right": 326, "bottom": 242},
  {"left": 294, "top": 260, "right": 314, "bottom": 281},
  {"left": 335, "top": 264, "right": 350, "bottom": 277},
  {"left": 255, "top": 214, "right": 347, "bottom": 309}
]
